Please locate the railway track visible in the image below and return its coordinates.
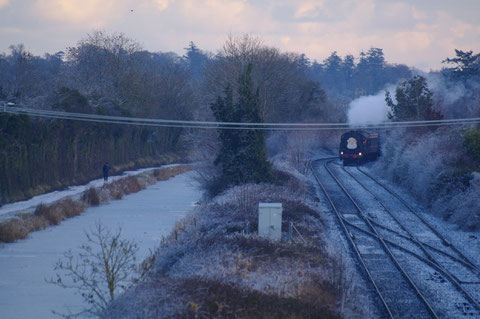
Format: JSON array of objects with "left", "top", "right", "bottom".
[
  {"left": 345, "top": 165, "right": 480, "bottom": 309},
  {"left": 310, "top": 158, "right": 480, "bottom": 318}
]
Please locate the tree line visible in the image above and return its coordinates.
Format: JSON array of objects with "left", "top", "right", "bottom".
[{"left": 1, "top": 31, "right": 478, "bottom": 203}]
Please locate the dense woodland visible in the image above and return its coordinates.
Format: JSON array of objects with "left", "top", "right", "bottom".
[{"left": 1, "top": 32, "right": 479, "bottom": 225}]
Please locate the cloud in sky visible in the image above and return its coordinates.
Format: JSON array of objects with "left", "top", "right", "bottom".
[
  {"left": 34, "top": 0, "right": 125, "bottom": 27},
  {"left": 0, "top": 0, "right": 479, "bottom": 70}
]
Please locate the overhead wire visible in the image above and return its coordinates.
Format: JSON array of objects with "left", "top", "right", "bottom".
[{"left": 2, "top": 106, "right": 480, "bottom": 131}]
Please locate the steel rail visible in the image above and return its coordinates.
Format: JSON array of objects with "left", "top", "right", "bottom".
[
  {"left": 322, "top": 159, "right": 439, "bottom": 318},
  {"left": 340, "top": 215, "right": 474, "bottom": 277},
  {"left": 339, "top": 165, "right": 480, "bottom": 310},
  {"left": 341, "top": 215, "right": 480, "bottom": 285},
  {"left": 357, "top": 167, "right": 480, "bottom": 274},
  {"left": 309, "top": 160, "right": 395, "bottom": 319},
  {"left": 366, "top": 217, "right": 478, "bottom": 271}
]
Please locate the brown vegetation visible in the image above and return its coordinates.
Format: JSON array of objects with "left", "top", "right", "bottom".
[
  {"left": 153, "top": 165, "right": 190, "bottom": 181},
  {"left": 82, "top": 187, "right": 101, "bottom": 206},
  {"left": 179, "top": 277, "right": 339, "bottom": 318}
]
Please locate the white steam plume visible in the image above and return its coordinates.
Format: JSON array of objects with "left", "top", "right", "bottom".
[{"left": 347, "top": 88, "right": 394, "bottom": 126}]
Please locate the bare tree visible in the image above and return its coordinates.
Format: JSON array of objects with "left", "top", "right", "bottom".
[
  {"left": 203, "top": 34, "right": 327, "bottom": 123},
  {"left": 287, "top": 132, "right": 318, "bottom": 174},
  {"left": 48, "top": 221, "right": 139, "bottom": 318}
]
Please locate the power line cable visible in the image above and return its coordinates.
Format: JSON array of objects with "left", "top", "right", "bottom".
[
  {"left": 2, "top": 106, "right": 480, "bottom": 131},
  {"left": 12, "top": 106, "right": 480, "bottom": 126}
]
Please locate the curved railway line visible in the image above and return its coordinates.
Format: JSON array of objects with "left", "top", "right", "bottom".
[{"left": 310, "top": 158, "right": 480, "bottom": 318}]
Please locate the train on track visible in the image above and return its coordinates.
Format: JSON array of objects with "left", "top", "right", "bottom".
[{"left": 339, "top": 130, "right": 381, "bottom": 165}]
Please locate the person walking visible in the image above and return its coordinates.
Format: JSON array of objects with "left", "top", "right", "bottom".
[{"left": 103, "top": 162, "right": 111, "bottom": 181}]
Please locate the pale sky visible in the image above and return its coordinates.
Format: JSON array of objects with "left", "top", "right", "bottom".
[{"left": 0, "top": 0, "right": 479, "bottom": 71}]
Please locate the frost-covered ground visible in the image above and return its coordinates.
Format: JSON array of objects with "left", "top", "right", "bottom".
[
  {"left": 361, "top": 162, "right": 480, "bottom": 269},
  {"left": 104, "top": 154, "right": 372, "bottom": 318},
  {"left": 0, "top": 170, "right": 201, "bottom": 319}
]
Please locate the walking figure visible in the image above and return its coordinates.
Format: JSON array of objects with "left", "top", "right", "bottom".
[{"left": 103, "top": 162, "right": 111, "bottom": 181}]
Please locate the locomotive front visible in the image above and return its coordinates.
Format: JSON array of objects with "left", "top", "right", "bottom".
[
  {"left": 339, "top": 130, "right": 380, "bottom": 164},
  {"left": 339, "top": 131, "right": 367, "bottom": 163}
]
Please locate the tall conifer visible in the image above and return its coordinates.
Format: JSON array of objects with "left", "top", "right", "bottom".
[{"left": 210, "top": 64, "right": 272, "bottom": 186}]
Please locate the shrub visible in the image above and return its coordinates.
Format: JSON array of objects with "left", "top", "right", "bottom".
[
  {"left": 34, "top": 202, "right": 64, "bottom": 225},
  {"left": 0, "top": 219, "right": 29, "bottom": 242},
  {"left": 26, "top": 215, "right": 49, "bottom": 231},
  {"left": 117, "top": 176, "right": 145, "bottom": 195},
  {"left": 104, "top": 183, "right": 123, "bottom": 200},
  {"left": 371, "top": 127, "right": 480, "bottom": 230},
  {"left": 82, "top": 187, "right": 100, "bottom": 206},
  {"left": 33, "top": 203, "right": 50, "bottom": 218},
  {"left": 153, "top": 165, "right": 190, "bottom": 181},
  {"left": 57, "top": 198, "right": 85, "bottom": 218}
]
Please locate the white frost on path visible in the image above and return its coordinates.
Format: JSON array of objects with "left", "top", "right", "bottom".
[
  {"left": 0, "top": 171, "right": 201, "bottom": 319},
  {"left": 0, "top": 164, "right": 182, "bottom": 220}
]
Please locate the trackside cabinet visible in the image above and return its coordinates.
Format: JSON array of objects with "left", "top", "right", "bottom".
[{"left": 258, "top": 203, "right": 282, "bottom": 240}]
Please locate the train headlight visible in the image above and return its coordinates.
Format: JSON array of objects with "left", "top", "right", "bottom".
[
  {"left": 359, "top": 152, "right": 362, "bottom": 156},
  {"left": 340, "top": 151, "right": 344, "bottom": 155}
]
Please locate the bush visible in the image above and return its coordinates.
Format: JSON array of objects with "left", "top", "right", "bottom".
[
  {"left": 116, "top": 176, "right": 145, "bottom": 195},
  {"left": 34, "top": 203, "right": 63, "bottom": 225},
  {"left": 104, "top": 182, "right": 124, "bottom": 200},
  {"left": 153, "top": 165, "right": 190, "bottom": 181},
  {"left": 25, "top": 215, "right": 49, "bottom": 231},
  {"left": 371, "top": 127, "right": 480, "bottom": 230},
  {"left": 82, "top": 187, "right": 100, "bottom": 206},
  {"left": 0, "top": 218, "right": 29, "bottom": 242},
  {"left": 58, "top": 198, "right": 85, "bottom": 218}
]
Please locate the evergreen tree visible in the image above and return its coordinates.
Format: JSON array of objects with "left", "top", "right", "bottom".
[
  {"left": 355, "top": 48, "right": 386, "bottom": 94},
  {"left": 210, "top": 64, "right": 272, "bottom": 186},
  {"left": 183, "top": 41, "right": 208, "bottom": 79},
  {"left": 442, "top": 49, "right": 480, "bottom": 83},
  {"left": 386, "top": 75, "right": 442, "bottom": 121},
  {"left": 210, "top": 86, "right": 239, "bottom": 183}
]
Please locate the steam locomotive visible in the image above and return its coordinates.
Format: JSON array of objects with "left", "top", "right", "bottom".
[{"left": 339, "top": 130, "right": 381, "bottom": 165}]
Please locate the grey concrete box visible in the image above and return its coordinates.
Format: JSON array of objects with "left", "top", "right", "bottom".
[{"left": 258, "top": 202, "right": 282, "bottom": 240}]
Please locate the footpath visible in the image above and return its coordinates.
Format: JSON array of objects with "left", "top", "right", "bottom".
[{"left": 0, "top": 164, "right": 182, "bottom": 221}]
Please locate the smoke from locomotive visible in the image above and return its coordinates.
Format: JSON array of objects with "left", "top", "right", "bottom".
[{"left": 339, "top": 130, "right": 381, "bottom": 165}]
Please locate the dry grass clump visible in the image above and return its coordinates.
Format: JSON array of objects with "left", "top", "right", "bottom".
[
  {"left": 24, "top": 214, "right": 50, "bottom": 232},
  {"left": 34, "top": 203, "right": 64, "bottom": 225},
  {"left": 0, "top": 218, "right": 30, "bottom": 242},
  {"left": 58, "top": 198, "right": 86, "bottom": 218},
  {"left": 103, "top": 182, "right": 124, "bottom": 200},
  {"left": 34, "top": 199, "right": 86, "bottom": 225},
  {"left": 153, "top": 165, "right": 190, "bottom": 181},
  {"left": 82, "top": 187, "right": 101, "bottom": 206},
  {"left": 116, "top": 176, "right": 145, "bottom": 195},
  {"left": 0, "top": 198, "right": 88, "bottom": 243}
]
